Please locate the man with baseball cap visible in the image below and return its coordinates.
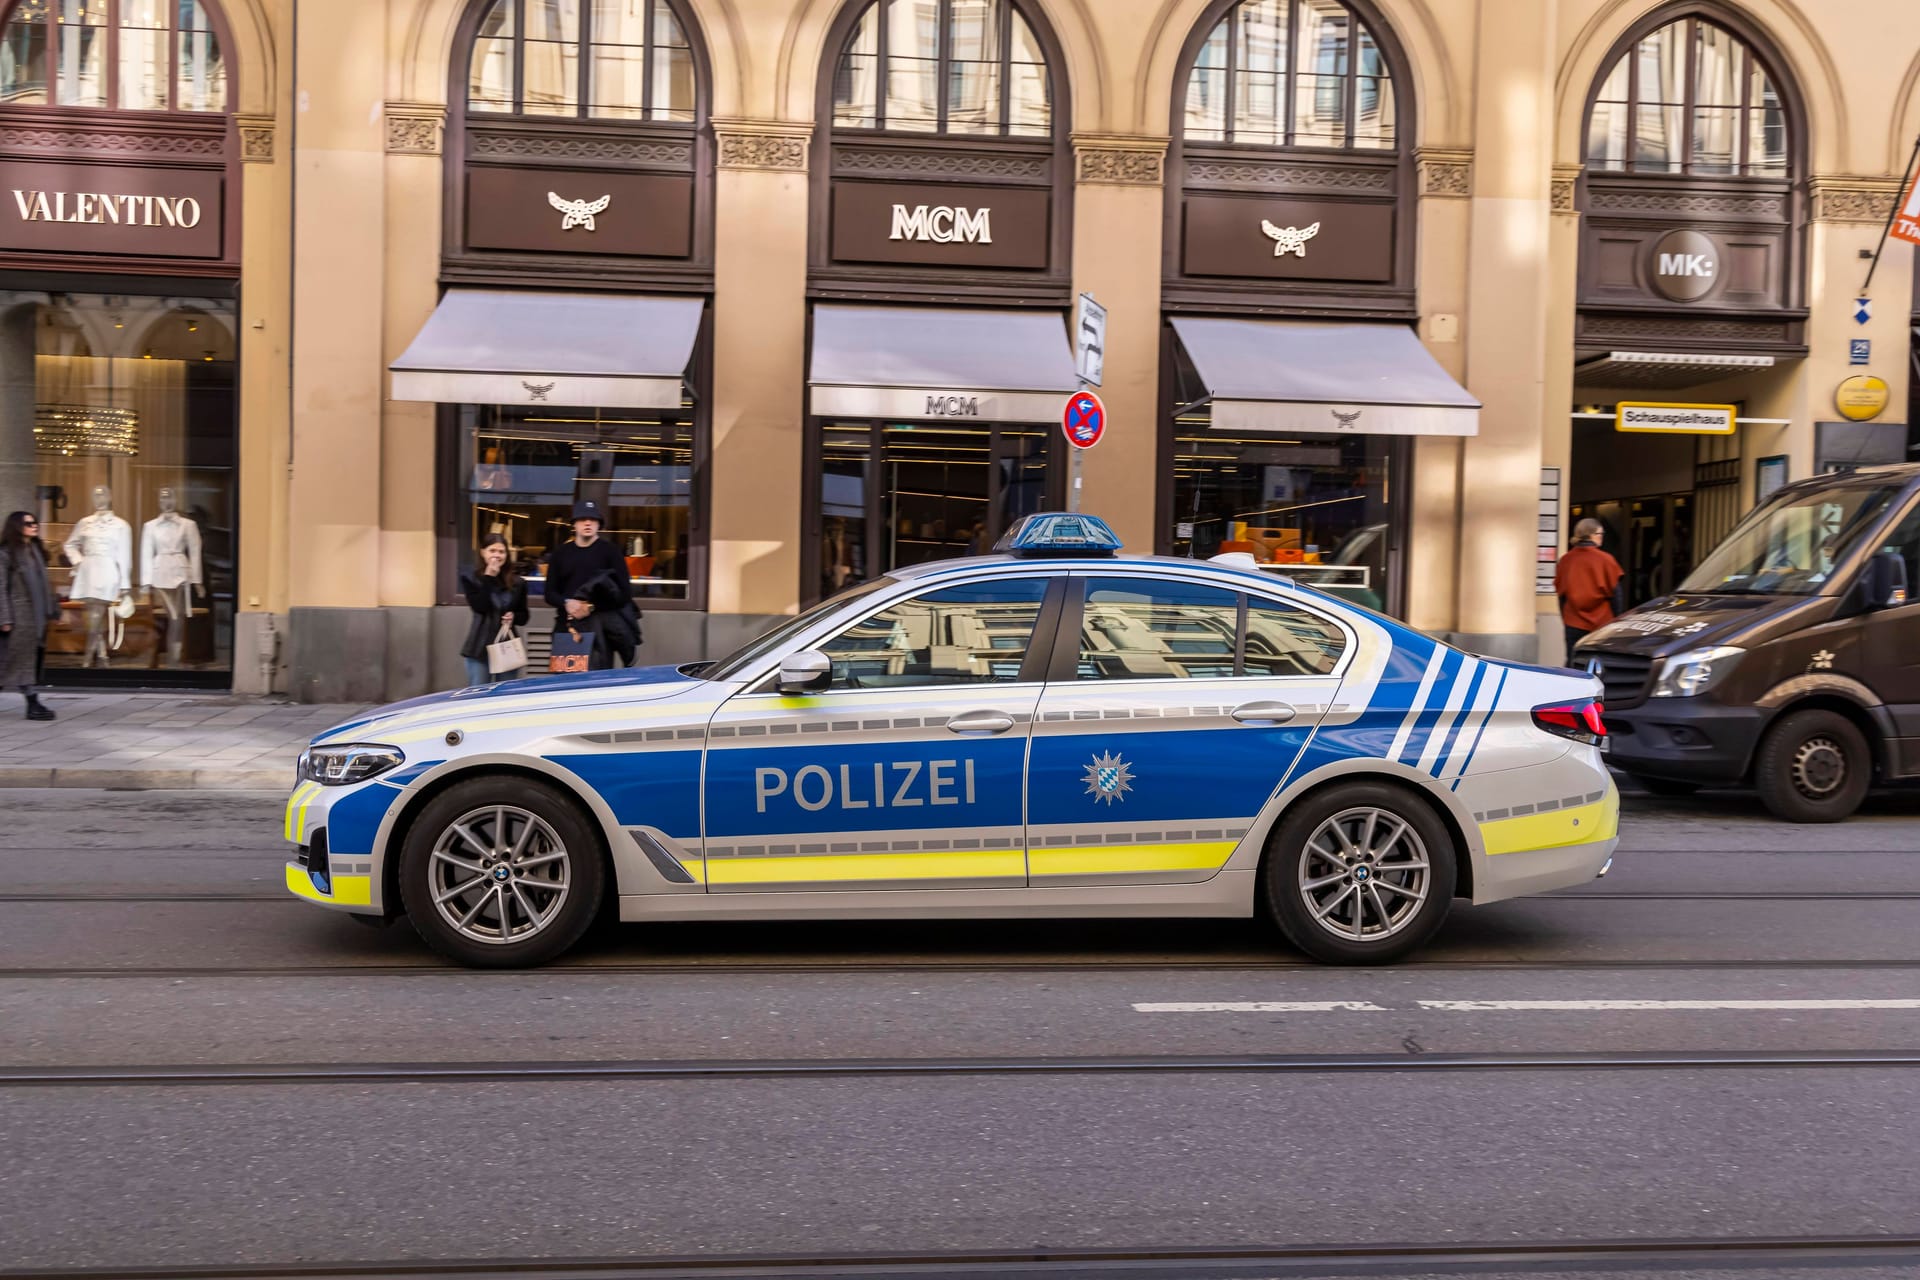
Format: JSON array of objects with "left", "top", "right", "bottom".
[{"left": 543, "top": 499, "right": 635, "bottom": 670}]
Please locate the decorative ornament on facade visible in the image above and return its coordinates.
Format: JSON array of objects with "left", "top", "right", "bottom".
[
  {"left": 235, "top": 116, "right": 275, "bottom": 164},
  {"left": 1074, "top": 146, "right": 1164, "bottom": 186},
  {"left": 383, "top": 105, "right": 445, "bottom": 156},
  {"left": 1551, "top": 164, "right": 1582, "bottom": 214},
  {"left": 548, "top": 192, "right": 611, "bottom": 232},
  {"left": 1810, "top": 177, "right": 1902, "bottom": 225},
  {"left": 1416, "top": 148, "right": 1472, "bottom": 199},
  {"left": 715, "top": 128, "right": 810, "bottom": 172},
  {"left": 1261, "top": 219, "right": 1320, "bottom": 257}
]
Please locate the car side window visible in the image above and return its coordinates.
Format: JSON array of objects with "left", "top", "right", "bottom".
[
  {"left": 1880, "top": 507, "right": 1920, "bottom": 602},
  {"left": 1244, "top": 596, "right": 1346, "bottom": 676},
  {"left": 1076, "top": 578, "right": 1241, "bottom": 680},
  {"left": 817, "top": 579, "right": 1050, "bottom": 690}
]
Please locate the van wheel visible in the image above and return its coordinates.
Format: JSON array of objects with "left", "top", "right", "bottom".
[
  {"left": 398, "top": 777, "right": 606, "bottom": 968},
  {"left": 1262, "top": 782, "right": 1457, "bottom": 965},
  {"left": 1753, "top": 709, "right": 1871, "bottom": 824}
]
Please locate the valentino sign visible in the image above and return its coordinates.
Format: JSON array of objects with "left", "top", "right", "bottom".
[{"left": 0, "top": 161, "right": 224, "bottom": 260}]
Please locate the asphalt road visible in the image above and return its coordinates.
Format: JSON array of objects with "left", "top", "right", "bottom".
[{"left": 2, "top": 785, "right": 1919, "bottom": 1278}]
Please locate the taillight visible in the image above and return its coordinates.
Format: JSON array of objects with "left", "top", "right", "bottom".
[{"left": 1533, "top": 699, "right": 1607, "bottom": 745}]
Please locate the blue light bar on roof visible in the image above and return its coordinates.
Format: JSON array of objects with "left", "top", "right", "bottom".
[{"left": 993, "top": 512, "right": 1124, "bottom": 557}]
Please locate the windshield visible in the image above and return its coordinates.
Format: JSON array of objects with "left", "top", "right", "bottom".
[
  {"left": 1678, "top": 482, "right": 1902, "bottom": 597},
  {"left": 702, "top": 578, "right": 894, "bottom": 681}
]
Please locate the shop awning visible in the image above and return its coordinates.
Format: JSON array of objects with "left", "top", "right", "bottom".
[
  {"left": 390, "top": 289, "right": 701, "bottom": 409},
  {"left": 1169, "top": 318, "right": 1479, "bottom": 436},
  {"left": 1573, "top": 350, "right": 1777, "bottom": 390},
  {"left": 809, "top": 304, "right": 1079, "bottom": 422}
]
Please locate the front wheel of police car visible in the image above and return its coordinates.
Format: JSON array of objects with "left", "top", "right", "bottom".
[
  {"left": 1262, "top": 782, "right": 1458, "bottom": 965},
  {"left": 398, "top": 777, "right": 607, "bottom": 968}
]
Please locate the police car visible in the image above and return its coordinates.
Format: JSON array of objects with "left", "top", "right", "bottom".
[{"left": 286, "top": 514, "right": 1617, "bottom": 968}]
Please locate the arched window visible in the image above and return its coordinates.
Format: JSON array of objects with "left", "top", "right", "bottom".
[
  {"left": 830, "top": 0, "right": 1051, "bottom": 136},
  {"left": 0, "top": 0, "right": 225, "bottom": 111},
  {"left": 466, "top": 0, "right": 695, "bottom": 121},
  {"left": 1585, "top": 16, "right": 1787, "bottom": 176},
  {"left": 1182, "top": 0, "right": 1394, "bottom": 149}
]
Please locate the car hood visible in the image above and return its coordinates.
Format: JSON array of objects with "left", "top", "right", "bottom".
[
  {"left": 312, "top": 663, "right": 712, "bottom": 744},
  {"left": 1575, "top": 593, "right": 1820, "bottom": 658}
]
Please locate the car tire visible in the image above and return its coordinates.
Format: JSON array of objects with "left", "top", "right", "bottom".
[
  {"left": 1629, "top": 774, "right": 1701, "bottom": 797},
  {"left": 1753, "top": 709, "right": 1871, "bottom": 824},
  {"left": 1262, "top": 782, "right": 1458, "bottom": 965},
  {"left": 398, "top": 776, "right": 607, "bottom": 968}
]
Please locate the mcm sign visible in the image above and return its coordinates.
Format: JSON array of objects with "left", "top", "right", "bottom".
[
  {"left": 890, "top": 204, "right": 994, "bottom": 244},
  {"left": 1261, "top": 219, "right": 1320, "bottom": 257},
  {"left": 548, "top": 191, "right": 611, "bottom": 232}
]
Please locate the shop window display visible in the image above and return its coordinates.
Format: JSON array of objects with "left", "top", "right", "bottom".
[
  {"left": 0, "top": 290, "right": 236, "bottom": 679},
  {"left": 456, "top": 403, "right": 696, "bottom": 604}
]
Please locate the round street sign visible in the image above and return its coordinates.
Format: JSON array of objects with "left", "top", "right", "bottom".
[
  {"left": 1063, "top": 390, "right": 1106, "bottom": 449},
  {"left": 1835, "top": 374, "right": 1890, "bottom": 422}
]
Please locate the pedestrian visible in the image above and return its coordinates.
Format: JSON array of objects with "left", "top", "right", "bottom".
[
  {"left": 543, "top": 500, "right": 635, "bottom": 671},
  {"left": 0, "top": 511, "right": 62, "bottom": 721},
  {"left": 1555, "top": 517, "right": 1625, "bottom": 666},
  {"left": 459, "top": 532, "right": 528, "bottom": 686}
]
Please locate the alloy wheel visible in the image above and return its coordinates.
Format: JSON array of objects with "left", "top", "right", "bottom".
[
  {"left": 1297, "top": 805, "right": 1432, "bottom": 941},
  {"left": 428, "top": 805, "right": 572, "bottom": 945}
]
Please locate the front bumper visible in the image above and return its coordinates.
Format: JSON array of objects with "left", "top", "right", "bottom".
[
  {"left": 1601, "top": 698, "right": 1767, "bottom": 784},
  {"left": 285, "top": 777, "right": 395, "bottom": 915}
]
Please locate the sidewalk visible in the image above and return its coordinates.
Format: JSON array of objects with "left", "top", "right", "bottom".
[{"left": 0, "top": 691, "right": 373, "bottom": 790}]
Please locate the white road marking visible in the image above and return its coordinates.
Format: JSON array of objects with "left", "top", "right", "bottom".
[
  {"left": 1417, "top": 999, "right": 1920, "bottom": 1012},
  {"left": 1132, "top": 999, "right": 1920, "bottom": 1014},
  {"left": 1132, "top": 1001, "right": 1390, "bottom": 1013}
]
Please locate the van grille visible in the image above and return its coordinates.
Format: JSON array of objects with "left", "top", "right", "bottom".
[{"left": 1582, "top": 651, "right": 1655, "bottom": 709}]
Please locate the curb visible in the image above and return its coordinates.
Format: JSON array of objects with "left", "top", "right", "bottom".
[{"left": 0, "top": 767, "right": 287, "bottom": 791}]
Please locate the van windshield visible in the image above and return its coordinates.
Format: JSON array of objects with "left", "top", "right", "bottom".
[{"left": 1678, "top": 482, "right": 1901, "bottom": 596}]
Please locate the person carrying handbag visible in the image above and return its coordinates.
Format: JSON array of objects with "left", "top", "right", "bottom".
[
  {"left": 459, "top": 533, "right": 529, "bottom": 686},
  {"left": 0, "top": 511, "right": 62, "bottom": 721}
]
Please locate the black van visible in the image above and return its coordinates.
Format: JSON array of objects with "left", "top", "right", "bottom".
[{"left": 1572, "top": 464, "right": 1920, "bottom": 823}]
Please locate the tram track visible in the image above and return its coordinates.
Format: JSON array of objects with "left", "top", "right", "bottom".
[
  {"left": 6, "top": 1047, "right": 1920, "bottom": 1089},
  {"left": 5, "top": 1233, "right": 1920, "bottom": 1279}
]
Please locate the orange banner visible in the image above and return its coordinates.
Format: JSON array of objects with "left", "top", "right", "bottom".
[{"left": 1894, "top": 164, "right": 1920, "bottom": 246}]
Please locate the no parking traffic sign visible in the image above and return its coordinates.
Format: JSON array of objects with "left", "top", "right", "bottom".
[{"left": 1063, "top": 390, "right": 1106, "bottom": 449}]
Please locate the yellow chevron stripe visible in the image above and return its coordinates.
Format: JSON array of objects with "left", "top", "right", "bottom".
[
  {"left": 1480, "top": 791, "right": 1619, "bottom": 856},
  {"left": 284, "top": 782, "right": 320, "bottom": 843},
  {"left": 1028, "top": 841, "right": 1239, "bottom": 878},
  {"left": 703, "top": 850, "right": 1024, "bottom": 886},
  {"left": 283, "top": 863, "right": 373, "bottom": 908}
]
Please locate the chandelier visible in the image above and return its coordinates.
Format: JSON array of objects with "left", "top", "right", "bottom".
[{"left": 34, "top": 404, "right": 140, "bottom": 457}]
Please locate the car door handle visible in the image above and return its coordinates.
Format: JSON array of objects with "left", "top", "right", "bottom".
[
  {"left": 1231, "top": 701, "right": 1297, "bottom": 724},
  {"left": 947, "top": 711, "right": 1016, "bottom": 735}
]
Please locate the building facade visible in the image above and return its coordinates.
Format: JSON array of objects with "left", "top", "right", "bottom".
[{"left": 1, "top": 0, "right": 1916, "bottom": 700}]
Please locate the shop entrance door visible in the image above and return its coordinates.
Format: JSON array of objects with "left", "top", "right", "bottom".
[{"left": 812, "top": 421, "right": 1062, "bottom": 602}]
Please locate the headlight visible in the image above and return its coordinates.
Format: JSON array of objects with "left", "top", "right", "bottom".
[
  {"left": 299, "top": 743, "right": 404, "bottom": 785},
  {"left": 1650, "top": 646, "right": 1744, "bottom": 698}
]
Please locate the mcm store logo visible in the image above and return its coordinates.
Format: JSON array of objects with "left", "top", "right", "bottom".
[
  {"left": 548, "top": 192, "right": 611, "bottom": 232},
  {"left": 890, "top": 204, "right": 994, "bottom": 244},
  {"left": 1261, "top": 219, "right": 1320, "bottom": 257}
]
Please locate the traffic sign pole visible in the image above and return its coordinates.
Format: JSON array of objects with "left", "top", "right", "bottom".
[{"left": 1061, "top": 389, "right": 1106, "bottom": 512}]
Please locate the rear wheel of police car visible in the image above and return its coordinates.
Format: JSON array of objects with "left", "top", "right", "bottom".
[
  {"left": 399, "top": 777, "right": 606, "bottom": 968},
  {"left": 1262, "top": 782, "right": 1456, "bottom": 965},
  {"left": 1753, "top": 708, "right": 1871, "bottom": 824}
]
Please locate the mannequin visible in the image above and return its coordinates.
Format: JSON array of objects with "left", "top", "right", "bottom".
[
  {"left": 63, "top": 485, "right": 133, "bottom": 668},
  {"left": 141, "top": 488, "right": 204, "bottom": 665}
]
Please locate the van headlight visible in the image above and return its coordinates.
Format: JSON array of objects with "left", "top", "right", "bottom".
[
  {"left": 299, "top": 744, "right": 404, "bottom": 785},
  {"left": 1650, "top": 646, "right": 1744, "bottom": 698}
]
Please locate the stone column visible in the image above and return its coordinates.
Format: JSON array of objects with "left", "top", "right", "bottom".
[
  {"left": 705, "top": 122, "right": 812, "bottom": 645},
  {"left": 0, "top": 302, "right": 37, "bottom": 523},
  {"left": 284, "top": 2, "right": 391, "bottom": 701},
  {"left": 1454, "top": 0, "right": 1557, "bottom": 660},
  {"left": 1406, "top": 148, "right": 1474, "bottom": 635},
  {"left": 1069, "top": 137, "right": 1167, "bottom": 552}
]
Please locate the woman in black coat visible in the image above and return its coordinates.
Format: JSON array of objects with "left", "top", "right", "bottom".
[
  {"left": 459, "top": 533, "right": 529, "bottom": 685},
  {"left": 0, "top": 511, "right": 61, "bottom": 720}
]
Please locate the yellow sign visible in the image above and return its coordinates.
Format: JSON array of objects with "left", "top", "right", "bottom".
[
  {"left": 1835, "top": 375, "right": 1889, "bottom": 422},
  {"left": 1615, "top": 402, "right": 1737, "bottom": 434}
]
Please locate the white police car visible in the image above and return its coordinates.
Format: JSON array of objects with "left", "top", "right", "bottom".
[{"left": 286, "top": 514, "right": 1617, "bottom": 967}]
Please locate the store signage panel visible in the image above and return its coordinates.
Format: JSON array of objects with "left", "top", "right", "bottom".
[
  {"left": 810, "top": 384, "right": 1068, "bottom": 422},
  {"left": 1181, "top": 195, "right": 1393, "bottom": 282},
  {"left": 1892, "top": 165, "right": 1920, "bottom": 247},
  {"left": 830, "top": 182, "right": 1050, "bottom": 270},
  {"left": 1647, "top": 229, "right": 1721, "bottom": 302},
  {"left": 1834, "top": 375, "right": 1889, "bottom": 422},
  {"left": 466, "top": 168, "right": 692, "bottom": 258},
  {"left": 1, "top": 161, "right": 223, "bottom": 259},
  {"left": 1614, "top": 402, "right": 1736, "bottom": 435}
]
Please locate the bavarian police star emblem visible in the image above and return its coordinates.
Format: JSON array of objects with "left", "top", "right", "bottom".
[{"left": 1082, "top": 750, "right": 1134, "bottom": 805}]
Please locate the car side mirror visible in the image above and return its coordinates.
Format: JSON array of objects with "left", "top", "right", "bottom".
[
  {"left": 1865, "top": 550, "right": 1909, "bottom": 610},
  {"left": 777, "top": 649, "right": 833, "bottom": 695}
]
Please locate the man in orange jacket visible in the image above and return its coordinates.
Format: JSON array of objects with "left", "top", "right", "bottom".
[{"left": 1555, "top": 518, "right": 1625, "bottom": 667}]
